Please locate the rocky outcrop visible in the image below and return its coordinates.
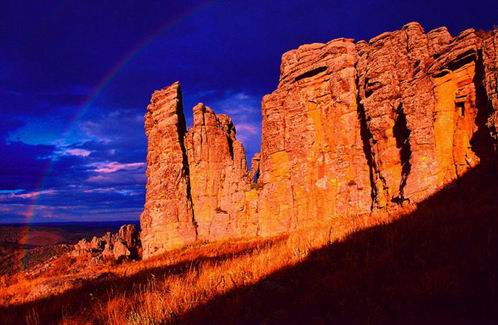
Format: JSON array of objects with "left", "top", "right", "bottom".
[
  {"left": 258, "top": 39, "right": 372, "bottom": 236},
  {"left": 141, "top": 23, "right": 498, "bottom": 258},
  {"left": 482, "top": 29, "right": 498, "bottom": 156},
  {"left": 140, "top": 82, "right": 197, "bottom": 258},
  {"left": 184, "top": 103, "right": 250, "bottom": 242},
  {"left": 72, "top": 224, "right": 140, "bottom": 261}
]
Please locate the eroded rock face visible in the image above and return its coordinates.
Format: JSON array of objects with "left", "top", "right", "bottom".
[
  {"left": 140, "top": 23, "right": 498, "bottom": 258},
  {"left": 482, "top": 29, "right": 498, "bottom": 158},
  {"left": 185, "top": 103, "right": 250, "bottom": 241},
  {"left": 258, "top": 38, "right": 372, "bottom": 236},
  {"left": 356, "top": 23, "right": 498, "bottom": 207},
  {"left": 140, "top": 82, "right": 197, "bottom": 258},
  {"left": 72, "top": 224, "right": 140, "bottom": 262}
]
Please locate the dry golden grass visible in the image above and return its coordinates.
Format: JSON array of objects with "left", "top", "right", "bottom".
[
  {"left": 96, "top": 222, "right": 349, "bottom": 324},
  {"left": 0, "top": 211, "right": 396, "bottom": 325}
]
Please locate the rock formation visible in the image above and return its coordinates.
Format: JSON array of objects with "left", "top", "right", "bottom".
[
  {"left": 184, "top": 103, "right": 251, "bottom": 242},
  {"left": 140, "top": 83, "right": 197, "bottom": 256},
  {"left": 72, "top": 224, "right": 141, "bottom": 261},
  {"left": 141, "top": 22, "right": 498, "bottom": 259}
]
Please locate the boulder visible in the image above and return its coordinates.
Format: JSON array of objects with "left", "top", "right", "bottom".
[{"left": 71, "top": 224, "right": 140, "bottom": 262}]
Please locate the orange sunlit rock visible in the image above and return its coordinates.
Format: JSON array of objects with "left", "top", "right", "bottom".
[{"left": 140, "top": 23, "right": 498, "bottom": 258}]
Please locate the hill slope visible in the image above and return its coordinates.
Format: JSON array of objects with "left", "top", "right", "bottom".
[{"left": 0, "top": 164, "right": 497, "bottom": 324}]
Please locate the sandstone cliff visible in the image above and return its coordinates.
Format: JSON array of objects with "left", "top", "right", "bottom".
[{"left": 141, "top": 23, "right": 498, "bottom": 259}]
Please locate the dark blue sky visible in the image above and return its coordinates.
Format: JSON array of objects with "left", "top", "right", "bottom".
[{"left": 1, "top": 0, "right": 497, "bottom": 223}]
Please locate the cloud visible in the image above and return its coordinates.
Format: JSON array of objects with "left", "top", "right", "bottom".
[
  {"left": 87, "top": 171, "right": 146, "bottom": 186},
  {"left": 232, "top": 121, "right": 260, "bottom": 144},
  {"left": 91, "top": 161, "right": 145, "bottom": 174},
  {"left": 65, "top": 148, "right": 91, "bottom": 157},
  {"left": 236, "top": 123, "right": 259, "bottom": 134},
  {"left": 0, "top": 140, "right": 54, "bottom": 190},
  {"left": 0, "top": 111, "right": 146, "bottom": 222},
  {"left": 83, "top": 187, "right": 142, "bottom": 196},
  {"left": 80, "top": 109, "right": 145, "bottom": 145},
  {"left": 13, "top": 189, "right": 58, "bottom": 199},
  {"left": 0, "top": 190, "right": 23, "bottom": 194},
  {"left": 0, "top": 118, "right": 25, "bottom": 138},
  {"left": 0, "top": 189, "right": 57, "bottom": 202}
]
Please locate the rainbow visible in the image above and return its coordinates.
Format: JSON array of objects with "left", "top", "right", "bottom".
[{"left": 16, "top": 0, "right": 213, "bottom": 272}]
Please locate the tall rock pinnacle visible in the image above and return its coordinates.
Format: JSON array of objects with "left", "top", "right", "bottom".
[
  {"left": 185, "top": 103, "right": 250, "bottom": 241},
  {"left": 140, "top": 82, "right": 196, "bottom": 258}
]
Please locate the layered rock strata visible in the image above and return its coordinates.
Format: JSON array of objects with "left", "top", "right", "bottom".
[
  {"left": 141, "top": 23, "right": 498, "bottom": 258},
  {"left": 184, "top": 103, "right": 250, "bottom": 241},
  {"left": 140, "top": 83, "right": 197, "bottom": 257}
]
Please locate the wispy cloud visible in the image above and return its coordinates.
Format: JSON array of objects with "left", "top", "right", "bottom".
[
  {"left": 66, "top": 148, "right": 91, "bottom": 157},
  {"left": 236, "top": 123, "right": 259, "bottom": 134},
  {"left": 0, "top": 189, "right": 58, "bottom": 201},
  {"left": 0, "top": 189, "right": 23, "bottom": 194},
  {"left": 16, "top": 189, "right": 58, "bottom": 199},
  {"left": 90, "top": 161, "right": 145, "bottom": 174},
  {"left": 87, "top": 172, "right": 146, "bottom": 185},
  {"left": 83, "top": 187, "right": 142, "bottom": 196},
  {"left": 80, "top": 109, "right": 145, "bottom": 145}
]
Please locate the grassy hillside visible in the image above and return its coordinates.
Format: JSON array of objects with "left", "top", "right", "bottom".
[{"left": 0, "top": 164, "right": 497, "bottom": 324}]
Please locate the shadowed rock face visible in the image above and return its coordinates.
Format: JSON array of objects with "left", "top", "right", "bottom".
[{"left": 141, "top": 22, "right": 498, "bottom": 258}]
